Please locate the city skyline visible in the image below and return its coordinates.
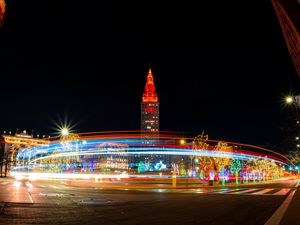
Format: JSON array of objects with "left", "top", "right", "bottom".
[
  {"left": 0, "top": 2, "right": 300, "bottom": 225},
  {"left": 0, "top": 1, "right": 300, "bottom": 149}
]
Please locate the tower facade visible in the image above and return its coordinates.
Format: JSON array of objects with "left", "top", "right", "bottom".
[
  {"left": 272, "top": 0, "right": 300, "bottom": 77},
  {"left": 141, "top": 68, "right": 159, "bottom": 136}
]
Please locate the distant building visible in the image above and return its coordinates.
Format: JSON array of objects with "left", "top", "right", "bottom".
[
  {"left": 82, "top": 142, "right": 128, "bottom": 172},
  {"left": 272, "top": 0, "right": 300, "bottom": 77},
  {"left": 0, "top": 0, "right": 5, "bottom": 28},
  {"left": 141, "top": 68, "right": 159, "bottom": 139}
]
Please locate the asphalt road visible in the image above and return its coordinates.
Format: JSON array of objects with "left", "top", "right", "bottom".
[{"left": 0, "top": 178, "right": 298, "bottom": 225}]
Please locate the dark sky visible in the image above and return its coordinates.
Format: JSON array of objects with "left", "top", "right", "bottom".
[{"left": 0, "top": 1, "right": 300, "bottom": 147}]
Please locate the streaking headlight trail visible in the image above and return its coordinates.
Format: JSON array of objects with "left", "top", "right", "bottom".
[{"left": 11, "top": 131, "right": 292, "bottom": 184}]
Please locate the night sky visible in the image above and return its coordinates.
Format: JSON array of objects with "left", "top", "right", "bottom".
[{"left": 1, "top": 1, "right": 300, "bottom": 148}]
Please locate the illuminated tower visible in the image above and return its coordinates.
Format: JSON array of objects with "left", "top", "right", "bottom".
[
  {"left": 0, "top": 0, "right": 5, "bottom": 28},
  {"left": 272, "top": 0, "right": 300, "bottom": 77},
  {"left": 141, "top": 68, "right": 159, "bottom": 137}
]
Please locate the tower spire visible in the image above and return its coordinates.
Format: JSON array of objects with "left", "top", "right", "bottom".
[{"left": 142, "top": 68, "right": 158, "bottom": 103}]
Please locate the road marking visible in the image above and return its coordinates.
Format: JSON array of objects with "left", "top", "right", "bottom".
[
  {"left": 264, "top": 190, "right": 296, "bottom": 225},
  {"left": 230, "top": 188, "right": 259, "bottom": 194},
  {"left": 25, "top": 182, "right": 33, "bottom": 187},
  {"left": 251, "top": 189, "right": 274, "bottom": 195},
  {"left": 27, "top": 192, "right": 34, "bottom": 204},
  {"left": 136, "top": 187, "right": 293, "bottom": 196},
  {"left": 273, "top": 188, "right": 291, "bottom": 196},
  {"left": 50, "top": 185, "right": 59, "bottom": 189},
  {"left": 214, "top": 188, "right": 243, "bottom": 193},
  {"left": 40, "top": 193, "right": 65, "bottom": 197},
  {"left": 211, "top": 189, "right": 231, "bottom": 193}
]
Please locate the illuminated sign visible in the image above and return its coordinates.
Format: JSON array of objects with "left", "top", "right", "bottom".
[{"left": 145, "top": 106, "right": 155, "bottom": 112}]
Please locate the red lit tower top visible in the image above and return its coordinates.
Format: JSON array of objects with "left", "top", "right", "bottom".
[{"left": 142, "top": 68, "right": 158, "bottom": 103}]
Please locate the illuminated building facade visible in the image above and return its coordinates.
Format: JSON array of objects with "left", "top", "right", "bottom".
[
  {"left": 272, "top": 0, "right": 300, "bottom": 77},
  {"left": 0, "top": 0, "right": 5, "bottom": 28},
  {"left": 0, "top": 130, "right": 50, "bottom": 176},
  {"left": 141, "top": 68, "right": 159, "bottom": 137},
  {"left": 83, "top": 142, "right": 128, "bottom": 172}
]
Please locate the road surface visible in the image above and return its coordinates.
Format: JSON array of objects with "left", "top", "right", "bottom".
[{"left": 0, "top": 178, "right": 299, "bottom": 225}]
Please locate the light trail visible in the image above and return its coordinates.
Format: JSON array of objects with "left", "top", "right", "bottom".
[
  {"left": 10, "top": 131, "right": 291, "bottom": 182},
  {"left": 22, "top": 148, "right": 287, "bottom": 165}
]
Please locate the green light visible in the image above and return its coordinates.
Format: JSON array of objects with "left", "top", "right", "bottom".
[{"left": 230, "top": 159, "right": 242, "bottom": 185}]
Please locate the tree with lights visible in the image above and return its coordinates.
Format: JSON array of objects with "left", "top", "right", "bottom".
[
  {"left": 246, "top": 159, "right": 259, "bottom": 182},
  {"left": 256, "top": 159, "right": 272, "bottom": 181},
  {"left": 230, "top": 159, "right": 242, "bottom": 184},
  {"left": 287, "top": 150, "right": 300, "bottom": 174},
  {"left": 192, "top": 132, "right": 212, "bottom": 185},
  {"left": 179, "top": 160, "right": 187, "bottom": 176},
  {"left": 268, "top": 160, "right": 279, "bottom": 179},
  {"left": 199, "top": 157, "right": 213, "bottom": 184},
  {"left": 213, "top": 142, "right": 232, "bottom": 186}
]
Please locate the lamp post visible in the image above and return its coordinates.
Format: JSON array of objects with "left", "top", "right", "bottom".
[
  {"left": 285, "top": 95, "right": 300, "bottom": 150},
  {"left": 285, "top": 96, "right": 300, "bottom": 120}
]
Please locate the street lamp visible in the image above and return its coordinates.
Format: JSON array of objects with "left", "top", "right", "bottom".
[
  {"left": 286, "top": 96, "right": 294, "bottom": 104},
  {"left": 285, "top": 95, "right": 300, "bottom": 140},
  {"left": 285, "top": 96, "right": 299, "bottom": 119},
  {"left": 61, "top": 128, "right": 69, "bottom": 136},
  {"left": 179, "top": 139, "right": 186, "bottom": 145}
]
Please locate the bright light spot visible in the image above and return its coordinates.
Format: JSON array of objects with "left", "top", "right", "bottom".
[
  {"left": 61, "top": 128, "right": 69, "bottom": 136},
  {"left": 29, "top": 174, "right": 38, "bottom": 181},
  {"left": 286, "top": 96, "right": 294, "bottom": 104},
  {"left": 296, "top": 137, "right": 299, "bottom": 140},
  {"left": 13, "top": 181, "right": 21, "bottom": 187},
  {"left": 25, "top": 182, "right": 32, "bottom": 187},
  {"left": 15, "top": 174, "right": 23, "bottom": 181},
  {"left": 82, "top": 140, "right": 87, "bottom": 145},
  {"left": 179, "top": 139, "right": 186, "bottom": 145}
]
